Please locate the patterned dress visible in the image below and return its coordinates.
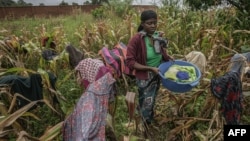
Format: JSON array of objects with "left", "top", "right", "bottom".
[
  {"left": 62, "top": 58, "right": 116, "bottom": 141},
  {"left": 211, "top": 71, "right": 243, "bottom": 125}
]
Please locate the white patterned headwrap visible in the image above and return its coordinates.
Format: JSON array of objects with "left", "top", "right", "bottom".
[{"left": 75, "top": 58, "right": 104, "bottom": 83}]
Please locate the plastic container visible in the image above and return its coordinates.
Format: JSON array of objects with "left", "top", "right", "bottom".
[{"left": 158, "top": 60, "right": 201, "bottom": 93}]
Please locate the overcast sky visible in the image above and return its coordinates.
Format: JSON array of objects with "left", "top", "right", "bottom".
[{"left": 15, "top": 0, "right": 161, "bottom": 6}]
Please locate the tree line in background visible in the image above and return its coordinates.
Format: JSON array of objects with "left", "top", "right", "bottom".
[
  {"left": 0, "top": 0, "right": 109, "bottom": 6},
  {"left": 183, "top": 0, "right": 250, "bottom": 30},
  {"left": 0, "top": 0, "right": 249, "bottom": 12},
  {"left": 0, "top": 0, "right": 249, "bottom": 30}
]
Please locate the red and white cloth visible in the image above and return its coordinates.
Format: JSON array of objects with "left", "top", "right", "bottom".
[{"left": 62, "top": 58, "right": 116, "bottom": 141}]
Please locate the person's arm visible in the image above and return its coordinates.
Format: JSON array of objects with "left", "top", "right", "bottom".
[
  {"left": 133, "top": 62, "right": 159, "bottom": 74},
  {"left": 126, "top": 34, "right": 159, "bottom": 74}
]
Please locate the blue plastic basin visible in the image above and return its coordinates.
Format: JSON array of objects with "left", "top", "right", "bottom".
[{"left": 158, "top": 60, "right": 201, "bottom": 93}]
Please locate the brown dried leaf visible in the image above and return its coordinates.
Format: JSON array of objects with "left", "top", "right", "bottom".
[
  {"left": 16, "top": 131, "right": 39, "bottom": 141},
  {"left": 0, "top": 129, "right": 13, "bottom": 138},
  {"left": 167, "top": 119, "right": 197, "bottom": 140},
  {"left": 194, "top": 130, "right": 208, "bottom": 141},
  {"left": 0, "top": 101, "right": 38, "bottom": 131},
  {"left": 39, "top": 121, "right": 63, "bottom": 141},
  {"left": 8, "top": 93, "right": 32, "bottom": 113}
]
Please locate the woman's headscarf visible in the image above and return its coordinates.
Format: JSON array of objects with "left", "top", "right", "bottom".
[
  {"left": 75, "top": 58, "right": 103, "bottom": 83},
  {"left": 75, "top": 58, "right": 112, "bottom": 88},
  {"left": 137, "top": 10, "right": 157, "bottom": 32}
]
